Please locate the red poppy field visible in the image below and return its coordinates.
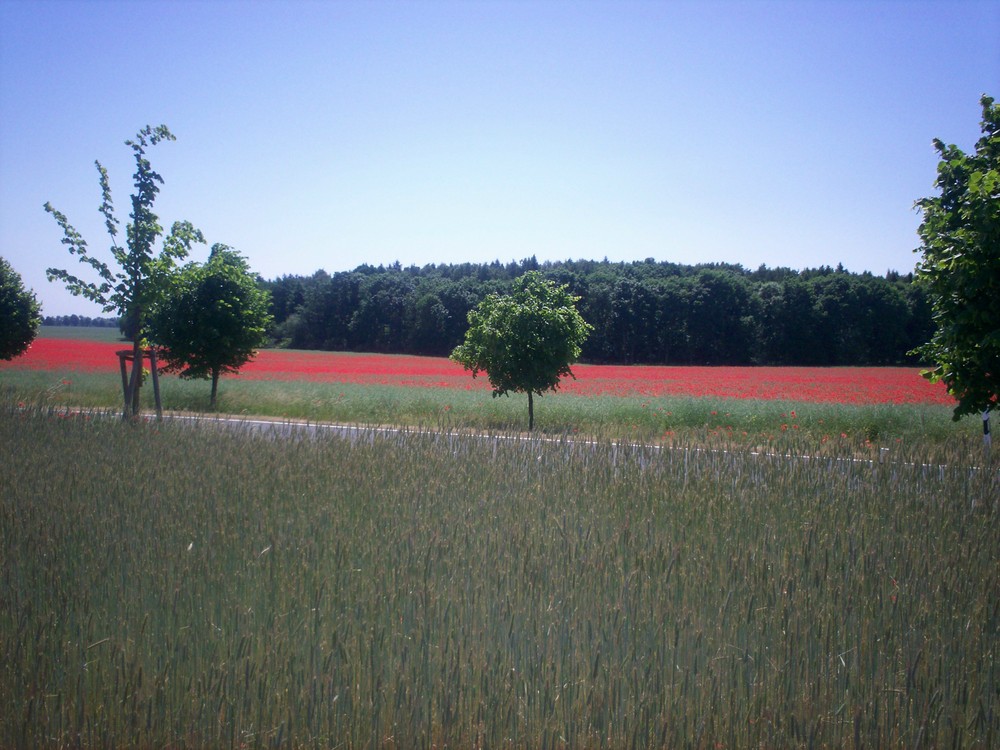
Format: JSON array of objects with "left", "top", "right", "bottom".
[{"left": 3, "top": 336, "right": 953, "bottom": 406}]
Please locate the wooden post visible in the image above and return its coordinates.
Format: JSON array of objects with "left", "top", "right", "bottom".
[
  {"left": 149, "top": 348, "right": 162, "bottom": 420},
  {"left": 117, "top": 351, "right": 130, "bottom": 417},
  {"left": 115, "top": 348, "right": 163, "bottom": 420},
  {"left": 126, "top": 354, "right": 141, "bottom": 417}
]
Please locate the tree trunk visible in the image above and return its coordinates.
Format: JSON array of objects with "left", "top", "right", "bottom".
[
  {"left": 122, "top": 336, "right": 142, "bottom": 420},
  {"left": 210, "top": 368, "right": 220, "bottom": 410},
  {"left": 528, "top": 391, "right": 534, "bottom": 432},
  {"left": 129, "top": 337, "right": 142, "bottom": 417}
]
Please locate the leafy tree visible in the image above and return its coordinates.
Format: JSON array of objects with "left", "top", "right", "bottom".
[
  {"left": 649, "top": 276, "right": 692, "bottom": 364},
  {"left": 408, "top": 291, "right": 451, "bottom": 355},
  {"left": 0, "top": 256, "right": 42, "bottom": 360},
  {"left": 451, "top": 271, "right": 592, "bottom": 430},
  {"left": 265, "top": 259, "right": 930, "bottom": 367},
  {"left": 45, "top": 125, "right": 205, "bottom": 417},
  {"left": 902, "top": 282, "right": 935, "bottom": 361},
  {"left": 911, "top": 94, "right": 1000, "bottom": 419},
  {"left": 608, "top": 278, "right": 659, "bottom": 364},
  {"left": 686, "top": 269, "right": 754, "bottom": 364},
  {"left": 855, "top": 275, "right": 909, "bottom": 365},
  {"left": 150, "top": 245, "right": 273, "bottom": 409},
  {"left": 349, "top": 274, "right": 414, "bottom": 352},
  {"left": 577, "top": 279, "right": 615, "bottom": 362},
  {"left": 809, "top": 274, "right": 868, "bottom": 365}
]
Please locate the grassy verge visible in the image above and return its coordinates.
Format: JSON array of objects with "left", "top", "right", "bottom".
[
  {"left": 1, "top": 401, "right": 996, "bottom": 748},
  {"left": 37, "top": 325, "right": 125, "bottom": 342},
  {"left": 0, "top": 364, "right": 975, "bottom": 452}
]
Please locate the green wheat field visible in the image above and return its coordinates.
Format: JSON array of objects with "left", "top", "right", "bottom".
[{"left": 1, "top": 397, "right": 997, "bottom": 749}]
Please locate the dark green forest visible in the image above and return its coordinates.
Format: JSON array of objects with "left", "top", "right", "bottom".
[{"left": 263, "top": 258, "right": 932, "bottom": 366}]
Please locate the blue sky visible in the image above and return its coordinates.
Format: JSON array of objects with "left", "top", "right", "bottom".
[{"left": 1, "top": 0, "right": 997, "bottom": 316}]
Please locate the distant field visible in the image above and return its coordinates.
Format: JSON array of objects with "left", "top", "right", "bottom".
[
  {"left": 38, "top": 325, "right": 125, "bottom": 343},
  {"left": 16, "top": 330, "right": 953, "bottom": 405},
  {"left": 2, "top": 327, "right": 968, "bottom": 444}
]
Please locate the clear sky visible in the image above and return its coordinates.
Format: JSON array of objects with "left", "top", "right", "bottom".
[{"left": 1, "top": 0, "right": 997, "bottom": 316}]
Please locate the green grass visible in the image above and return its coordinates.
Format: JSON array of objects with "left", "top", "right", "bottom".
[
  {"left": 1, "top": 401, "right": 996, "bottom": 748},
  {"left": 0, "top": 365, "right": 975, "bottom": 453},
  {"left": 11, "top": 326, "right": 974, "bottom": 446},
  {"left": 38, "top": 325, "right": 125, "bottom": 342}
]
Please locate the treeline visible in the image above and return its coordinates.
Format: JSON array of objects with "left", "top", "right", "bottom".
[
  {"left": 42, "top": 315, "right": 119, "bottom": 328},
  {"left": 264, "top": 258, "right": 933, "bottom": 366}
]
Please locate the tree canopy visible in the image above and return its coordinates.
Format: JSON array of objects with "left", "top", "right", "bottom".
[
  {"left": 0, "top": 256, "right": 42, "bottom": 361},
  {"left": 451, "top": 271, "right": 592, "bottom": 430},
  {"left": 45, "top": 125, "right": 204, "bottom": 416},
  {"left": 150, "top": 245, "right": 273, "bottom": 409},
  {"left": 912, "top": 94, "right": 1000, "bottom": 419},
  {"left": 263, "top": 259, "right": 929, "bottom": 367}
]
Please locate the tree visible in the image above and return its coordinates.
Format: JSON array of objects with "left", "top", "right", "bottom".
[
  {"left": 45, "top": 125, "right": 205, "bottom": 417},
  {"left": 608, "top": 278, "right": 659, "bottom": 364},
  {"left": 451, "top": 271, "right": 592, "bottom": 430},
  {"left": 407, "top": 291, "right": 451, "bottom": 355},
  {"left": 686, "top": 269, "right": 754, "bottom": 364},
  {"left": 150, "top": 245, "right": 273, "bottom": 409},
  {"left": 0, "top": 256, "right": 42, "bottom": 360},
  {"left": 911, "top": 94, "right": 1000, "bottom": 419}
]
